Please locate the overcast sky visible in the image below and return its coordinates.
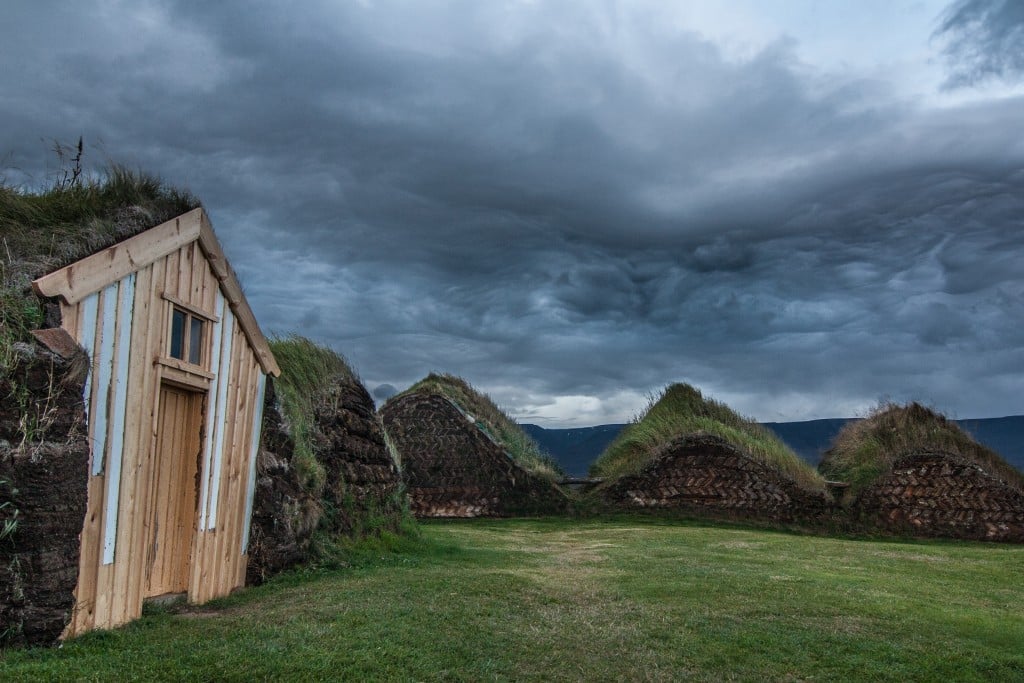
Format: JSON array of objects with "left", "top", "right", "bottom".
[{"left": 3, "top": 1, "right": 1023, "bottom": 426}]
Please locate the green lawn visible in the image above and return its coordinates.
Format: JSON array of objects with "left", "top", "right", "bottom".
[{"left": 3, "top": 518, "right": 1023, "bottom": 681}]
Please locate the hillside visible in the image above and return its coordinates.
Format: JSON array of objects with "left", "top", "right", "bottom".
[{"left": 520, "top": 424, "right": 625, "bottom": 478}]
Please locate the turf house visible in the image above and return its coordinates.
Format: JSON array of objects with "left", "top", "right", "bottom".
[
  {"left": 380, "top": 374, "right": 568, "bottom": 517},
  {"left": 2, "top": 186, "right": 281, "bottom": 642},
  {"left": 819, "top": 402, "right": 1024, "bottom": 542},
  {"left": 589, "top": 384, "right": 834, "bottom": 524}
]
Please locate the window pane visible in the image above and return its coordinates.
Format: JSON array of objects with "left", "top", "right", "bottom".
[
  {"left": 170, "top": 309, "right": 185, "bottom": 359},
  {"left": 189, "top": 317, "right": 204, "bottom": 365}
]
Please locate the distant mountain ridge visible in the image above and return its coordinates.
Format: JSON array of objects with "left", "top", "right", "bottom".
[{"left": 522, "top": 416, "right": 1024, "bottom": 478}]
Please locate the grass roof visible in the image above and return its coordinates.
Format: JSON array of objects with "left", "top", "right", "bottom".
[
  {"left": 390, "top": 373, "right": 563, "bottom": 482},
  {"left": 590, "top": 383, "right": 826, "bottom": 493},
  {"left": 1, "top": 165, "right": 198, "bottom": 371},
  {"left": 268, "top": 335, "right": 359, "bottom": 495},
  {"left": 819, "top": 402, "right": 1024, "bottom": 500}
]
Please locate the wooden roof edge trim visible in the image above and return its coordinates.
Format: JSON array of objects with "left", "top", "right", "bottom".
[
  {"left": 33, "top": 207, "right": 205, "bottom": 304},
  {"left": 196, "top": 213, "right": 280, "bottom": 377}
]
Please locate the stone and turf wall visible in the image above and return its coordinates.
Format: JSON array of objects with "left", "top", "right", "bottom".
[
  {"left": 245, "top": 378, "right": 320, "bottom": 585},
  {"left": 851, "top": 450, "right": 1024, "bottom": 542},
  {"left": 246, "top": 373, "right": 406, "bottom": 584},
  {"left": 0, "top": 343, "right": 88, "bottom": 647},
  {"left": 381, "top": 392, "right": 569, "bottom": 517},
  {"left": 596, "top": 434, "right": 835, "bottom": 525}
]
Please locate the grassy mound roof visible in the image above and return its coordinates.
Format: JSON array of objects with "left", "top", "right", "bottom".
[
  {"left": 819, "top": 402, "right": 1024, "bottom": 499},
  {"left": 268, "top": 335, "right": 359, "bottom": 494},
  {"left": 390, "top": 373, "right": 563, "bottom": 482},
  {"left": 1, "top": 165, "right": 198, "bottom": 371},
  {"left": 590, "top": 383, "right": 826, "bottom": 492}
]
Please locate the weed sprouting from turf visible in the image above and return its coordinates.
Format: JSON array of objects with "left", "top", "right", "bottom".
[
  {"left": 820, "top": 401, "right": 1024, "bottom": 500},
  {"left": 392, "top": 373, "right": 564, "bottom": 481},
  {"left": 590, "top": 383, "right": 825, "bottom": 492}
]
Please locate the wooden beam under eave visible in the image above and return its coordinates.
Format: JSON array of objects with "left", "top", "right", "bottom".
[{"left": 33, "top": 208, "right": 204, "bottom": 304}]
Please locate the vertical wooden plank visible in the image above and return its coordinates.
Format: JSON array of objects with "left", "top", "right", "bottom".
[
  {"left": 90, "top": 279, "right": 124, "bottom": 629},
  {"left": 103, "top": 274, "right": 136, "bottom": 626},
  {"left": 230, "top": 355, "right": 261, "bottom": 587},
  {"left": 178, "top": 243, "right": 191, "bottom": 302},
  {"left": 201, "top": 255, "right": 217, "bottom": 315},
  {"left": 241, "top": 371, "right": 267, "bottom": 556},
  {"left": 190, "top": 305, "right": 234, "bottom": 602},
  {"left": 197, "top": 292, "right": 226, "bottom": 531},
  {"left": 102, "top": 274, "right": 136, "bottom": 566},
  {"left": 205, "top": 309, "right": 236, "bottom": 530},
  {"left": 77, "top": 295, "right": 99, "bottom": 442},
  {"left": 65, "top": 293, "right": 101, "bottom": 636},
  {"left": 219, "top": 350, "right": 255, "bottom": 593},
  {"left": 92, "top": 285, "right": 117, "bottom": 476},
  {"left": 66, "top": 472, "right": 105, "bottom": 637},
  {"left": 164, "top": 248, "right": 180, "bottom": 299},
  {"left": 207, "top": 322, "right": 246, "bottom": 599},
  {"left": 119, "top": 260, "right": 162, "bottom": 618},
  {"left": 189, "top": 241, "right": 204, "bottom": 308},
  {"left": 60, "top": 301, "right": 80, "bottom": 336},
  {"left": 178, "top": 392, "right": 202, "bottom": 590}
]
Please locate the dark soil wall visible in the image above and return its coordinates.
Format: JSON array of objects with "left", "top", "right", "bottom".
[
  {"left": 852, "top": 451, "right": 1024, "bottom": 542},
  {"left": 0, "top": 344, "right": 88, "bottom": 647},
  {"left": 246, "top": 374, "right": 406, "bottom": 584},
  {"left": 381, "top": 392, "right": 569, "bottom": 517},
  {"left": 313, "top": 376, "right": 405, "bottom": 536},
  {"left": 597, "top": 434, "right": 834, "bottom": 525},
  {"left": 245, "top": 379, "right": 320, "bottom": 585}
]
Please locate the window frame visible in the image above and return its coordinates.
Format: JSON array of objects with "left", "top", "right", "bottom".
[{"left": 161, "top": 294, "right": 218, "bottom": 372}]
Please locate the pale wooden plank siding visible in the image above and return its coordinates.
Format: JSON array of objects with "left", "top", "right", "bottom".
[
  {"left": 45, "top": 210, "right": 277, "bottom": 638},
  {"left": 242, "top": 372, "right": 268, "bottom": 554},
  {"left": 198, "top": 291, "right": 226, "bottom": 531}
]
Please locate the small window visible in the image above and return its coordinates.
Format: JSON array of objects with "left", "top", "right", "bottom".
[{"left": 168, "top": 307, "right": 206, "bottom": 366}]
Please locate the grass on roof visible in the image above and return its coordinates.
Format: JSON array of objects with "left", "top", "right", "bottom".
[
  {"left": 267, "top": 335, "right": 358, "bottom": 496},
  {"left": 819, "top": 401, "right": 1024, "bottom": 501},
  {"left": 1, "top": 164, "right": 198, "bottom": 371},
  {"left": 394, "top": 373, "right": 564, "bottom": 482},
  {"left": 590, "top": 383, "right": 826, "bottom": 492}
]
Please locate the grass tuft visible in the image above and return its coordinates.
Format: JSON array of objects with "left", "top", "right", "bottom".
[
  {"left": 1, "top": 163, "right": 198, "bottom": 372},
  {"left": 590, "top": 383, "right": 825, "bottom": 492},
  {"left": 392, "top": 373, "right": 564, "bottom": 481},
  {"left": 820, "top": 401, "right": 1024, "bottom": 500}
]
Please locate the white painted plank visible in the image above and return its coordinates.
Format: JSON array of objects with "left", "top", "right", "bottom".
[
  {"left": 198, "top": 291, "right": 226, "bottom": 531},
  {"left": 206, "top": 308, "right": 235, "bottom": 530},
  {"left": 101, "top": 273, "right": 136, "bottom": 565},
  {"left": 241, "top": 372, "right": 267, "bottom": 554},
  {"left": 91, "top": 284, "right": 118, "bottom": 477}
]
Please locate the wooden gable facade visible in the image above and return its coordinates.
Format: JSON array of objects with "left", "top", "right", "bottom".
[{"left": 32, "top": 208, "right": 280, "bottom": 637}]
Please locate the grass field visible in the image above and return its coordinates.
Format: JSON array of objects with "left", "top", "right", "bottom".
[{"left": 2, "top": 518, "right": 1022, "bottom": 681}]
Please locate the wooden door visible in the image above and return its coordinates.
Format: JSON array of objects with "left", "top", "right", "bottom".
[{"left": 145, "top": 384, "right": 203, "bottom": 598}]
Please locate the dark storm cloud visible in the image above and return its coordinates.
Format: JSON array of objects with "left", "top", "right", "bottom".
[
  {"left": 2, "top": 1, "right": 1022, "bottom": 423},
  {"left": 936, "top": 0, "right": 1024, "bottom": 86}
]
